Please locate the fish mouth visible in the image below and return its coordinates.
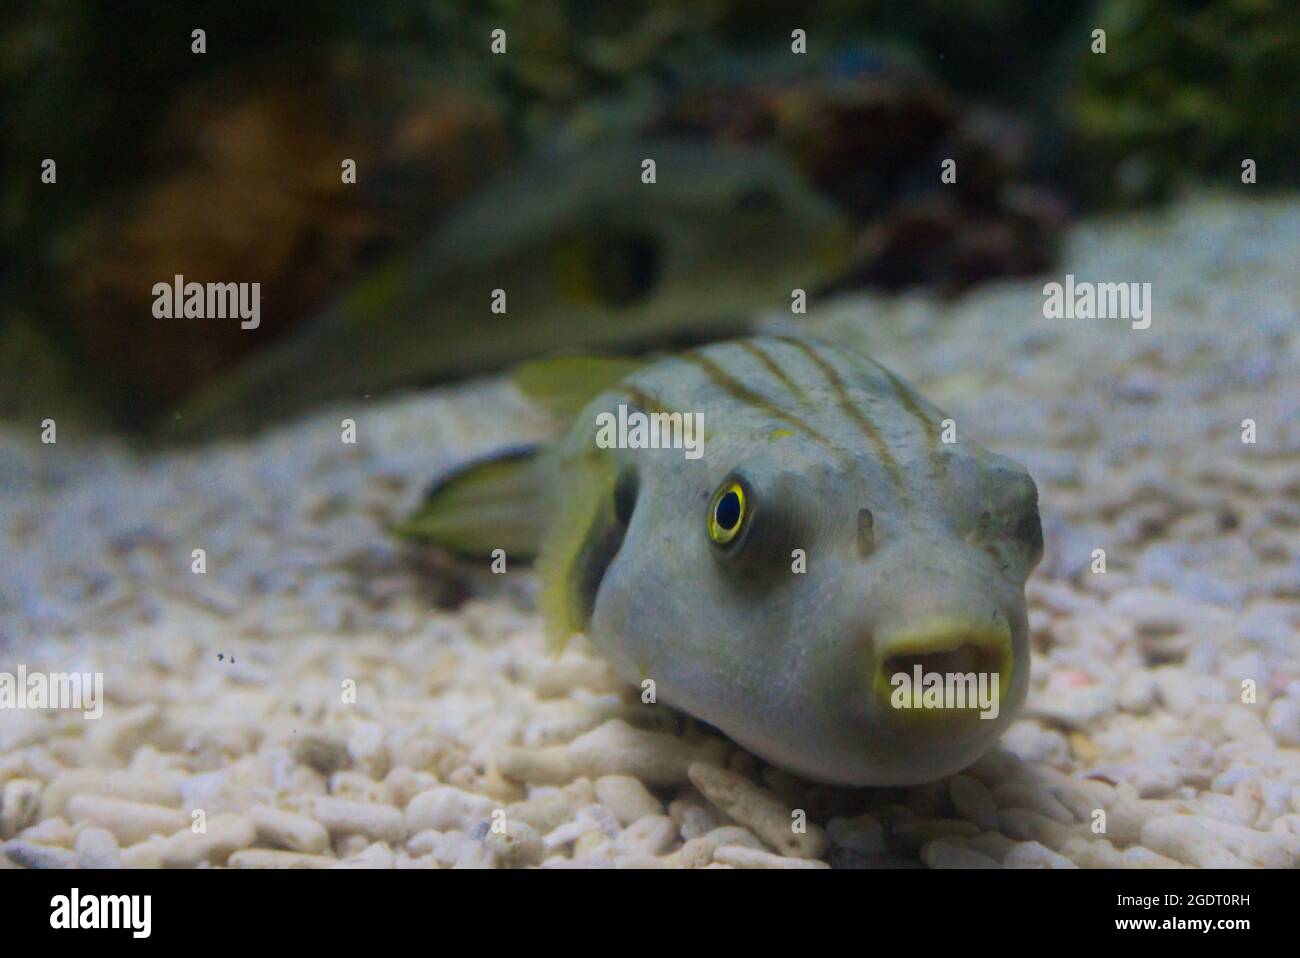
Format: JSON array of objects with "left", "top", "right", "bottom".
[{"left": 870, "top": 616, "right": 1013, "bottom": 733}]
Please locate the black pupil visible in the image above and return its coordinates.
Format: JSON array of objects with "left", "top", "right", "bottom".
[{"left": 715, "top": 491, "right": 741, "bottom": 531}]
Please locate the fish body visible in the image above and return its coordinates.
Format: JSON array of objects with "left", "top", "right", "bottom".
[
  {"left": 405, "top": 336, "right": 1042, "bottom": 786},
  {"left": 174, "top": 140, "right": 850, "bottom": 436}
]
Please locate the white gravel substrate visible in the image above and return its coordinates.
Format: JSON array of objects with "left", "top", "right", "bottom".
[{"left": 1, "top": 194, "right": 1297, "bottom": 869}]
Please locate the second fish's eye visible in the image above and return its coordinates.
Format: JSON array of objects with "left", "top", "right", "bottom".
[
  {"left": 592, "top": 234, "right": 661, "bottom": 307},
  {"left": 734, "top": 186, "right": 780, "bottom": 214}
]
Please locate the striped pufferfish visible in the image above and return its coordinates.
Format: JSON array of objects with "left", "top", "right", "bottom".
[{"left": 402, "top": 336, "right": 1043, "bottom": 786}]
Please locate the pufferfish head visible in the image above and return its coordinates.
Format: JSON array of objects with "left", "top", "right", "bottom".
[{"left": 576, "top": 383, "right": 1043, "bottom": 787}]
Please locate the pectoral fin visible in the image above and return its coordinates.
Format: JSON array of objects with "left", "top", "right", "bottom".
[
  {"left": 393, "top": 445, "right": 544, "bottom": 561},
  {"left": 538, "top": 447, "right": 628, "bottom": 656}
]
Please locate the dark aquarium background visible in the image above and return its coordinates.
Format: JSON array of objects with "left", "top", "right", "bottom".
[{"left": 3, "top": 0, "right": 1296, "bottom": 435}]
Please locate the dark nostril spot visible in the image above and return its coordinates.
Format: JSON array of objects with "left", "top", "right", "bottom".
[{"left": 857, "top": 508, "right": 875, "bottom": 555}]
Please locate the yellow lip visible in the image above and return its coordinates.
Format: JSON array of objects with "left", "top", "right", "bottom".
[{"left": 871, "top": 616, "right": 1013, "bottom": 730}]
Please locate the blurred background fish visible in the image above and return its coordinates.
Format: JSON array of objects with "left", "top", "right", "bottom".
[{"left": 172, "top": 138, "right": 853, "bottom": 436}]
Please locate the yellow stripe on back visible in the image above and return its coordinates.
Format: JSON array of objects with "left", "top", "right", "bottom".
[
  {"left": 679, "top": 351, "right": 832, "bottom": 448},
  {"left": 777, "top": 337, "right": 904, "bottom": 491}
]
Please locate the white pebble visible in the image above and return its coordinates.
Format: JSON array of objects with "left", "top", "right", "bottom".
[
  {"left": 712, "top": 845, "right": 829, "bottom": 869},
  {"left": 1000, "top": 721, "right": 1068, "bottom": 766},
  {"left": 229, "top": 849, "right": 335, "bottom": 868},
  {"left": 159, "top": 813, "right": 256, "bottom": 867},
  {"left": 688, "top": 762, "right": 826, "bottom": 859},
  {"left": 65, "top": 795, "right": 189, "bottom": 846},
  {"left": 334, "top": 840, "right": 396, "bottom": 869},
  {"left": 1266, "top": 698, "right": 1300, "bottom": 747},
  {"left": 90, "top": 703, "right": 161, "bottom": 760},
  {"left": 120, "top": 837, "right": 166, "bottom": 869},
  {"left": 1117, "top": 671, "right": 1158, "bottom": 713},
  {"left": 614, "top": 814, "right": 677, "bottom": 857},
  {"left": 595, "top": 775, "right": 662, "bottom": 826},
  {"left": 483, "top": 820, "right": 544, "bottom": 867},
  {"left": 668, "top": 797, "right": 725, "bottom": 840},
  {"left": 1026, "top": 686, "right": 1114, "bottom": 730},
  {"left": 2, "top": 839, "right": 78, "bottom": 869},
  {"left": 405, "top": 829, "right": 442, "bottom": 857},
  {"left": 1140, "top": 816, "right": 1250, "bottom": 868},
  {"left": 1004, "top": 841, "right": 1078, "bottom": 869},
  {"left": 504, "top": 791, "right": 571, "bottom": 834},
  {"left": 314, "top": 798, "right": 405, "bottom": 844},
  {"left": 433, "top": 831, "right": 468, "bottom": 868},
  {"left": 249, "top": 804, "right": 329, "bottom": 854},
  {"left": 1, "top": 778, "right": 42, "bottom": 838},
  {"left": 347, "top": 722, "right": 390, "bottom": 779},
  {"left": 74, "top": 827, "right": 121, "bottom": 868},
  {"left": 404, "top": 787, "right": 495, "bottom": 833}
]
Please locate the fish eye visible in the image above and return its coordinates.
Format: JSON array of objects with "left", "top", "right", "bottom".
[
  {"left": 592, "top": 234, "right": 661, "bottom": 307},
  {"left": 707, "top": 479, "right": 748, "bottom": 547}
]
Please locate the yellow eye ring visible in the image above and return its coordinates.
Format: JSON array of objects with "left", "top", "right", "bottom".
[{"left": 707, "top": 480, "right": 747, "bottom": 545}]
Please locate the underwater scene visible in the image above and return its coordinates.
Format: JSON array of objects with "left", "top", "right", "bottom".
[{"left": 1, "top": 0, "right": 1297, "bottom": 898}]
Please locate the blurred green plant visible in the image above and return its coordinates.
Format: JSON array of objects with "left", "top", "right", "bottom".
[{"left": 1070, "top": 0, "right": 1300, "bottom": 204}]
